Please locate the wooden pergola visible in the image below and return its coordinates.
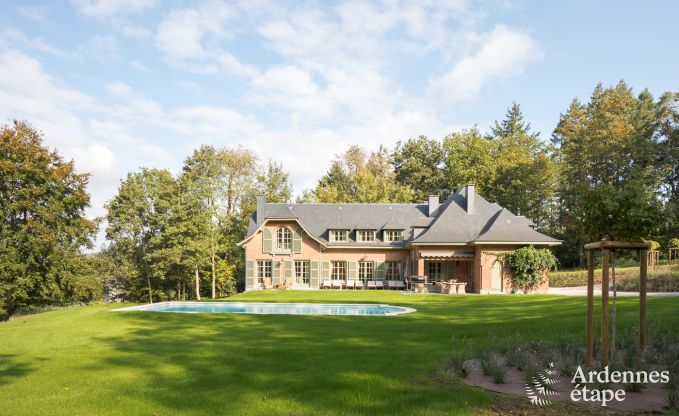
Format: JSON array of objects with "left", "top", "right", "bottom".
[
  {"left": 647, "top": 250, "right": 660, "bottom": 270},
  {"left": 669, "top": 247, "right": 679, "bottom": 268},
  {"left": 584, "top": 240, "right": 651, "bottom": 367}
]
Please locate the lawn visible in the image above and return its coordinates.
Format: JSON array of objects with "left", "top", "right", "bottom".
[{"left": 2, "top": 291, "right": 679, "bottom": 415}]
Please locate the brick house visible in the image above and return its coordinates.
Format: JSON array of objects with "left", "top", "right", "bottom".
[{"left": 237, "top": 184, "right": 560, "bottom": 293}]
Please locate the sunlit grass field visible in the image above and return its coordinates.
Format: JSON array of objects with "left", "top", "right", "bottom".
[{"left": 2, "top": 291, "right": 679, "bottom": 415}]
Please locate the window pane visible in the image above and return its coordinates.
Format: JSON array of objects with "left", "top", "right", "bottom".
[
  {"left": 331, "top": 261, "right": 346, "bottom": 279},
  {"left": 295, "top": 260, "right": 310, "bottom": 284},
  {"left": 358, "top": 261, "right": 374, "bottom": 281}
]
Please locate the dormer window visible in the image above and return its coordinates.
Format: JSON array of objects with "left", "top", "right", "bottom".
[
  {"left": 384, "top": 230, "right": 403, "bottom": 242},
  {"left": 356, "top": 230, "right": 375, "bottom": 242},
  {"left": 329, "top": 229, "right": 348, "bottom": 242},
  {"left": 276, "top": 227, "right": 292, "bottom": 251}
]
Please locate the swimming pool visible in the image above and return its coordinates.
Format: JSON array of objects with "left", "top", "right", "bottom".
[{"left": 114, "top": 301, "right": 415, "bottom": 316}]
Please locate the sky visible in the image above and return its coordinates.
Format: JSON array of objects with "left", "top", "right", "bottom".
[{"left": 1, "top": 0, "right": 679, "bottom": 248}]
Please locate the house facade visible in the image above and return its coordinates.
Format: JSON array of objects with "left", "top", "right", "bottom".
[{"left": 237, "top": 184, "right": 560, "bottom": 293}]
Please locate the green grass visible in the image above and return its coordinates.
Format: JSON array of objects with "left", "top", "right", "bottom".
[{"left": 2, "top": 291, "right": 679, "bottom": 415}]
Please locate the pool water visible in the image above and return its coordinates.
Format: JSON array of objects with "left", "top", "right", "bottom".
[{"left": 114, "top": 302, "right": 416, "bottom": 316}]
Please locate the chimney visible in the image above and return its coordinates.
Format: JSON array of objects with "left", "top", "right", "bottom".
[
  {"left": 427, "top": 195, "right": 439, "bottom": 217},
  {"left": 256, "top": 195, "right": 266, "bottom": 222},
  {"left": 465, "top": 183, "right": 475, "bottom": 214}
]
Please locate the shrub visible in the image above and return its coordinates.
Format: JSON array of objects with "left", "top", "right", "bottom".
[
  {"left": 669, "top": 238, "right": 679, "bottom": 249},
  {"left": 557, "top": 338, "right": 582, "bottom": 377},
  {"left": 504, "top": 246, "right": 557, "bottom": 293},
  {"left": 448, "top": 335, "right": 471, "bottom": 378},
  {"left": 489, "top": 359, "right": 507, "bottom": 384},
  {"left": 646, "top": 240, "right": 661, "bottom": 251}
]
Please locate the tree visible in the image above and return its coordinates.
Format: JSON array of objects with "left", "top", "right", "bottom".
[
  {"left": 487, "top": 103, "right": 557, "bottom": 227},
  {"left": 221, "top": 147, "right": 258, "bottom": 217},
  {"left": 441, "top": 127, "right": 495, "bottom": 194},
  {"left": 105, "top": 168, "right": 175, "bottom": 302},
  {"left": 657, "top": 92, "right": 679, "bottom": 241},
  {"left": 313, "top": 145, "right": 415, "bottom": 203},
  {"left": 552, "top": 82, "right": 665, "bottom": 359},
  {"left": 392, "top": 136, "right": 446, "bottom": 201},
  {"left": 0, "top": 121, "right": 95, "bottom": 320},
  {"left": 552, "top": 82, "right": 663, "bottom": 246},
  {"left": 258, "top": 161, "right": 292, "bottom": 203}
]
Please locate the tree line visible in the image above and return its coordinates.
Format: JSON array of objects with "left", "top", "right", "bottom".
[{"left": 1, "top": 81, "right": 678, "bottom": 319}]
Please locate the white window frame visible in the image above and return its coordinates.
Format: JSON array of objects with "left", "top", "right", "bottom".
[
  {"left": 384, "top": 230, "right": 403, "bottom": 242},
  {"left": 294, "top": 260, "right": 310, "bottom": 284},
  {"left": 329, "top": 229, "right": 348, "bottom": 242},
  {"left": 331, "top": 261, "right": 347, "bottom": 280},
  {"left": 356, "top": 229, "right": 376, "bottom": 243},
  {"left": 257, "top": 260, "right": 272, "bottom": 285},
  {"left": 276, "top": 227, "right": 292, "bottom": 251},
  {"left": 358, "top": 261, "right": 374, "bottom": 282}
]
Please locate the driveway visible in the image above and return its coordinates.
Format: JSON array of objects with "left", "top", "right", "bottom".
[{"left": 548, "top": 284, "right": 679, "bottom": 297}]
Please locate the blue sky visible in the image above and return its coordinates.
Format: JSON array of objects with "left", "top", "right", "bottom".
[{"left": 2, "top": 0, "right": 678, "bottom": 241}]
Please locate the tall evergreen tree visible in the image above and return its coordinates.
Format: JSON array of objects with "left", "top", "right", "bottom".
[{"left": 487, "top": 103, "right": 557, "bottom": 227}]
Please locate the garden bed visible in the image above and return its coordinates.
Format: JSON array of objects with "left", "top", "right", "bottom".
[{"left": 444, "top": 324, "right": 679, "bottom": 413}]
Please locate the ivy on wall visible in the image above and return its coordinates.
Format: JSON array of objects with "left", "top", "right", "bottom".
[{"left": 501, "top": 246, "right": 557, "bottom": 293}]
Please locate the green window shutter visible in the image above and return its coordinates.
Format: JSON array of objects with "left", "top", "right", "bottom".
[
  {"left": 375, "top": 262, "right": 385, "bottom": 280},
  {"left": 285, "top": 260, "right": 293, "bottom": 279},
  {"left": 348, "top": 261, "right": 357, "bottom": 279},
  {"left": 293, "top": 227, "right": 302, "bottom": 253},
  {"left": 322, "top": 261, "right": 330, "bottom": 279},
  {"left": 272, "top": 261, "right": 280, "bottom": 284},
  {"left": 262, "top": 228, "right": 272, "bottom": 253},
  {"left": 245, "top": 260, "right": 255, "bottom": 289},
  {"left": 398, "top": 262, "right": 404, "bottom": 280},
  {"left": 310, "top": 261, "right": 319, "bottom": 288}
]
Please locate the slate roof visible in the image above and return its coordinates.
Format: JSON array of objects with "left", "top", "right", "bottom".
[{"left": 241, "top": 186, "right": 560, "bottom": 247}]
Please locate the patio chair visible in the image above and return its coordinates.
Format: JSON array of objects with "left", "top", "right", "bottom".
[
  {"left": 263, "top": 278, "right": 273, "bottom": 290},
  {"left": 367, "top": 280, "right": 376, "bottom": 290},
  {"left": 395, "top": 280, "right": 406, "bottom": 290},
  {"left": 375, "top": 280, "right": 385, "bottom": 290},
  {"left": 331, "top": 279, "right": 343, "bottom": 289},
  {"left": 346, "top": 279, "right": 358, "bottom": 289},
  {"left": 321, "top": 280, "right": 332, "bottom": 289},
  {"left": 354, "top": 280, "right": 365, "bottom": 290}
]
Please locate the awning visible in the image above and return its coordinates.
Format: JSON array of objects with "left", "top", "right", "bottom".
[{"left": 420, "top": 251, "right": 474, "bottom": 259}]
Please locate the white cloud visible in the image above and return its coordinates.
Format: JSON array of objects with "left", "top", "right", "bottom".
[
  {"left": 78, "top": 35, "right": 120, "bottom": 63},
  {"left": 71, "top": 0, "right": 157, "bottom": 17},
  {"left": 118, "top": 23, "right": 152, "bottom": 39},
  {"left": 129, "top": 61, "right": 149, "bottom": 72},
  {"left": 17, "top": 5, "right": 50, "bottom": 23},
  {"left": 430, "top": 25, "right": 541, "bottom": 101},
  {"left": 154, "top": 3, "right": 257, "bottom": 76},
  {"left": 0, "top": 30, "right": 68, "bottom": 58},
  {"left": 0, "top": 49, "right": 115, "bottom": 222}
]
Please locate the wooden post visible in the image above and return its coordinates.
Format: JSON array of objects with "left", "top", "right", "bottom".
[
  {"left": 586, "top": 250, "right": 594, "bottom": 367},
  {"left": 640, "top": 248, "right": 648, "bottom": 355},
  {"left": 601, "top": 248, "right": 610, "bottom": 366}
]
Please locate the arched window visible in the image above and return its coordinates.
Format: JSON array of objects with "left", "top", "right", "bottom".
[{"left": 276, "top": 227, "right": 292, "bottom": 251}]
